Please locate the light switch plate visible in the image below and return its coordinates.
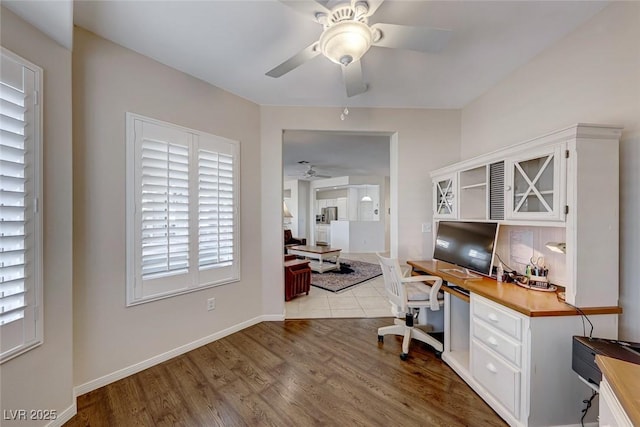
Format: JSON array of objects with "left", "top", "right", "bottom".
[{"left": 422, "top": 223, "right": 432, "bottom": 233}]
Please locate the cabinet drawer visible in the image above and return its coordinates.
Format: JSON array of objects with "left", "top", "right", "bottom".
[
  {"left": 472, "top": 318, "right": 522, "bottom": 368},
  {"left": 472, "top": 296, "right": 522, "bottom": 341},
  {"left": 472, "top": 339, "right": 521, "bottom": 418}
]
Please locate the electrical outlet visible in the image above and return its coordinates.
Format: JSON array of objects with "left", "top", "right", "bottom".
[
  {"left": 422, "top": 223, "right": 432, "bottom": 233},
  {"left": 207, "top": 297, "right": 215, "bottom": 311}
]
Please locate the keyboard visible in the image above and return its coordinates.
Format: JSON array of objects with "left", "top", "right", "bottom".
[{"left": 446, "top": 283, "right": 470, "bottom": 296}]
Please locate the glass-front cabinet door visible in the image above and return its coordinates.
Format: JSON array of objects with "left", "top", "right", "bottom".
[
  {"left": 505, "top": 143, "right": 566, "bottom": 221},
  {"left": 433, "top": 174, "right": 457, "bottom": 219}
]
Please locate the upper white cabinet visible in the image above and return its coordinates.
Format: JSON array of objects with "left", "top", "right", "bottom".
[
  {"left": 336, "top": 197, "right": 348, "bottom": 220},
  {"left": 430, "top": 124, "right": 622, "bottom": 307},
  {"left": 433, "top": 173, "right": 457, "bottom": 219},
  {"left": 459, "top": 166, "right": 488, "bottom": 220},
  {"left": 316, "top": 199, "right": 327, "bottom": 214},
  {"left": 505, "top": 142, "right": 566, "bottom": 221}
]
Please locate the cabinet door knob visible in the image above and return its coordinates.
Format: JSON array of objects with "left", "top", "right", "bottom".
[
  {"left": 488, "top": 336, "right": 499, "bottom": 347},
  {"left": 486, "top": 363, "right": 498, "bottom": 373},
  {"left": 488, "top": 313, "right": 499, "bottom": 323},
  {"left": 505, "top": 185, "right": 512, "bottom": 191}
]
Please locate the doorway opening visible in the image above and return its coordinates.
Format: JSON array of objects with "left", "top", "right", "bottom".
[{"left": 282, "top": 130, "right": 396, "bottom": 319}]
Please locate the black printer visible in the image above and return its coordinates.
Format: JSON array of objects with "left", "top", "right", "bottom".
[{"left": 572, "top": 335, "right": 640, "bottom": 386}]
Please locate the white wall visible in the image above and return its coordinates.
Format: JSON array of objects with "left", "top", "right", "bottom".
[
  {"left": 261, "top": 107, "right": 460, "bottom": 316},
  {"left": 349, "top": 222, "right": 386, "bottom": 253},
  {"left": 72, "top": 28, "right": 264, "bottom": 388},
  {"left": 0, "top": 7, "right": 75, "bottom": 425},
  {"left": 283, "top": 180, "right": 298, "bottom": 236},
  {"left": 461, "top": 2, "right": 640, "bottom": 340},
  {"left": 283, "top": 179, "right": 311, "bottom": 238}
]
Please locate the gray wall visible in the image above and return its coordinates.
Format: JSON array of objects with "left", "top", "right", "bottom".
[
  {"left": 0, "top": 7, "right": 74, "bottom": 425},
  {"left": 260, "top": 106, "right": 461, "bottom": 317},
  {"left": 461, "top": 2, "right": 640, "bottom": 340},
  {"left": 72, "top": 27, "right": 263, "bottom": 388}
]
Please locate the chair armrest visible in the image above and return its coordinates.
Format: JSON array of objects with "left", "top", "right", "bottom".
[
  {"left": 402, "top": 275, "right": 443, "bottom": 311},
  {"left": 400, "top": 265, "right": 412, "bottom": 278}
]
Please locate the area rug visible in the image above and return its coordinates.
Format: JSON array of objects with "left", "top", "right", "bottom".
[{"left": 311, "top": 260, "right": 382, "bottom": 293}]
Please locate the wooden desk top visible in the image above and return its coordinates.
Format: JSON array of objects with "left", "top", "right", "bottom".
[
  {"left": 408, "top": 260, "right": 622, "bottom": 318},
  {"left": 288, "top": 245, "right": 342, "bottom": 255},
  {"left": 596, "top": 355, "right": 640, "bottom": 426}
]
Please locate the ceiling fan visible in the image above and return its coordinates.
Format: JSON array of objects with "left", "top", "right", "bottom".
[
  {"left": 266, "top": 0, "right": 453, "bottom": 97},
  {"left": 289, "top": 162, "right": 331, "bottom": 180}
]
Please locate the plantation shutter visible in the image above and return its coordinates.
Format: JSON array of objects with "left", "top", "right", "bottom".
[
  {"left": 1, "top": 48, "right": 42, "bottom": 363},
  {"left": 140, "top": 139, "right": 190, "bottom": 277},
  {"left": 127, "top": 114, "right": 239, "bottom": 305},
  {"left": 0, "top": 78, "right": 28, "bottom": 325},
  {"left": 198, "top": 150, "right": 234, "bottom": 268}
]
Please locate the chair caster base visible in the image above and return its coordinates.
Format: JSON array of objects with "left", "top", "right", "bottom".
[
  {"left": 400, "top": 353, "right": 408, "bottom": 361},
  {"left": 377, "top": 335, "right": 384, "bottom": 343}
]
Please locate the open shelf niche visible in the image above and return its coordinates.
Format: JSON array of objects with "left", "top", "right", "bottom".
[{"left": 459, "top": 165, "right": 488, "bottom": 219}]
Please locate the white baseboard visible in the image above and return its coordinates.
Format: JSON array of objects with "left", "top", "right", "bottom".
[
  {"left": 261, "top": 313, "right": 285, "bottom": 321},
  {"left": 46, "top": 402, "right": 76, "bottom": 427},
  {"left": 74, "top": 315, "right": 273, "bottom": 396}
]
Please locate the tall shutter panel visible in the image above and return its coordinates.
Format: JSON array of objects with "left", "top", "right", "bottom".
[
  {"left": 140, "top": 140, "right": 190, "bottom": 278},
  {"left": 198, "top": 150, "right": 234, "bottom": 269},
  {"left": 0, "top": 67, "right": 28, "bottom": 326},
  {"left": 1, "top": 48, "right": 42, "bottom": 363}
]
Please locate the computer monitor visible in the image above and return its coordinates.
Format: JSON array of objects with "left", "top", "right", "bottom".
[{"left": 433, "top": 221, "right": 499, "bottom": 278}]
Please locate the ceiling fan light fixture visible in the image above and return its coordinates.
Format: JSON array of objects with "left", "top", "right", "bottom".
[{"left": 319, "top": 21, "right": 373, "bottom": 65}]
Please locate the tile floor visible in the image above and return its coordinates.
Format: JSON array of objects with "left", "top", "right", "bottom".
[{"left": 285, "top": 252, "right": 392, "bottom": 319}]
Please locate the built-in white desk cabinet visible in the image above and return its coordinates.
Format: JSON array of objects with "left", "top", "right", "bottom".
[
  {"left": 430, "top": 123, "right": 622, "bottom": 308},
  {"left": 409, "top": 260, "right": 621, "bottom": 427},
  {"left": 421, "top": 124, "right": 623, "bottom": 426}
]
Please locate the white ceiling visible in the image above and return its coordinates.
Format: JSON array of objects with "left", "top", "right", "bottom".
[
  {"left": 283, "top": 130, "right": 391, "bottom": 180},
  {"left": 6, "top": 0, "right": 609, "bottom": 179},
  {"left": 72, "top": 0, "right": 609, "bottom": 109}
]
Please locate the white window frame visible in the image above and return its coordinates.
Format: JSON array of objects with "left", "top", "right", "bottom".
[
  {"left": 0, "top": 47, "right": 44, "bottom": 363},
  {"left": 126, "top": 113, "right": 240, "bottom": 306}
]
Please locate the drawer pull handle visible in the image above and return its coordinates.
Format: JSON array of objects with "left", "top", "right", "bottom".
[
  {"left": 486, "top": 363, "right": 498, "bottom": 373},
  {"left": 487, "top": 336, "right": 499, "bottom": 347},
  {"left": 487, "top": 313, "right": 499, "bottom": 323}
]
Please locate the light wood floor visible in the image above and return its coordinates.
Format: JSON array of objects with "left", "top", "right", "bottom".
[{"left": 64, "top": 318, "right": 506, "bottom": 427}]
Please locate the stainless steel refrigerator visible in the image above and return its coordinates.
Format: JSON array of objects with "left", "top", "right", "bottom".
[{"left": 321, "top": 206, "right": 338, "bottom": 223}]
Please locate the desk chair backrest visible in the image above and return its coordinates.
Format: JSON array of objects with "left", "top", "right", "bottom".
[{"left": 377, "top": 253, "right": 409, "bottom": 312}]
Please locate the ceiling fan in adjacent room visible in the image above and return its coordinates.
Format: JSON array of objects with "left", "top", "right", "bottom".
[
  {"left": 266, "top": 0, "right": 453, "bottom": 97},
  {"left": 288, "top": 161, "right": 332, "bottom": 180}
]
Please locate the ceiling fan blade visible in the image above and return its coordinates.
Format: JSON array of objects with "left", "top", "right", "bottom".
[
  {"left": 278, "top": 0, "right": 330, "bottom": 19},
  {"left": 266, "top": 42, "right": 320, "bottom": 78},
  {"left": 372, "top": 23, "right": 452, "bottom": 53},
  {"left": 342, "top": 60, "right": 368, "bottom": 97}
]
